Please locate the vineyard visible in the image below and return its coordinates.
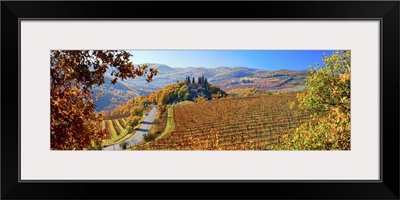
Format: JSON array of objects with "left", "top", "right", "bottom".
[
  {"left": 133, "top": 93, "right": 310, "bottom": 150},
  {"left": 101, "top": 117, "right": 133, "bottom": 146}
]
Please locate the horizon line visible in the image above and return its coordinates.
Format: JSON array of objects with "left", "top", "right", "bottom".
[{"left": 135, "top": 62, "right": 309, "bottom": 71}]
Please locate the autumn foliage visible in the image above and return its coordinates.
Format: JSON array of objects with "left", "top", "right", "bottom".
[
  {"left": 272, "top": 50, "right": 351, "bottom": 150},
  {"left": 132, "top": 93, "right": 310, "bottom": 150},
  {"left": 130, "top": 51, "right": 350, "bottom": 151},
  {"left": 108, "top": 80, "right": 226, "bottom": 119},
  {"left": 50, "top": 50, "right": 157, "bottom": 150}
]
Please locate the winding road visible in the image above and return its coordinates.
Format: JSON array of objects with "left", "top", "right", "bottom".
[{"left": 102, "top": 106, "right": 158, "bottom": 150}]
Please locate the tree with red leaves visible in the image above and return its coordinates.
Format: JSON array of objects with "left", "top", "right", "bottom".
[{"left": 50, "top": 50, "right": 157, "bottom": 150}]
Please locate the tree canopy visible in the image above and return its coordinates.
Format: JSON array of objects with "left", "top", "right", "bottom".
[
  {"left": 273, "top": 50, "right": 351, "bottom": 150},
  {"left": 50, "top": 50, "right": 157, "bottom": 150}
]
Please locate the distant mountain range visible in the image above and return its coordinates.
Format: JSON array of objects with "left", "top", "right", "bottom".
[
  {"left": 92, "top": 75, "right": 140, "bottom": 111},
  {"left": 93, "top": 63, "right": 310, "bottom": 111}
]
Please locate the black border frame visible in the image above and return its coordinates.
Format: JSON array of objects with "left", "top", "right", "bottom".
[
  {"left": 2, "top": 1, "right": 399, "bottom": 199},
  {"left": 17, "top": 18, "right": 383, "bottom": 184}
]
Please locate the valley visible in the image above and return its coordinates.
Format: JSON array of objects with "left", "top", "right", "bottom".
[{"left": 93, "top": 64, "right": 309, "bottom": 111}]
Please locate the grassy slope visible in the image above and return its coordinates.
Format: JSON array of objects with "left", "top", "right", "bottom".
[{"left": 155, "top": 106, "right": 176, "bottom": 141}]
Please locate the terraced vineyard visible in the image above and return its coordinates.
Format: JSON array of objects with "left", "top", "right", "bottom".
[
  {"left": 134, "top": 93, "right": 310, "bottom": 150},
  {"left": 101, "top": 117, "right": 133, "bottom": 146}
]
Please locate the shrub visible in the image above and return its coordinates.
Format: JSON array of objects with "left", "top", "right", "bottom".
[
  {"left": 153, "top": 118, "right": 160, "bottom": 124},
  {"left": 120, "top": 141, "right": 130, "bottom": 149},
  {"left": 143, "top": 133, "right": 156, "bottom": 142},
  {"left": 127, "top": 116, "right": 141, "bottom": 127},
  {"left": 127, "top": 126, "right": 135, "bottom": 133}
]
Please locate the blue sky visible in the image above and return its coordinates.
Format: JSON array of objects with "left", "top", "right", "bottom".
[{"left": 128, "top": 50, "right": 337, "bottom": 71}]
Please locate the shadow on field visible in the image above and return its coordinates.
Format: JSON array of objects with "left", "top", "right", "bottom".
[{"left": 136, "top": 128, "right": 149, "bottom": 132}]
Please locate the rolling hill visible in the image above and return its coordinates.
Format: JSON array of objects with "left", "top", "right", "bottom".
[
  {"left": 92, "top": 63, "right": 309, "bottom": 111},
  {"left": 92, "top": 75, "right": 140, "bottom": 112}
]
